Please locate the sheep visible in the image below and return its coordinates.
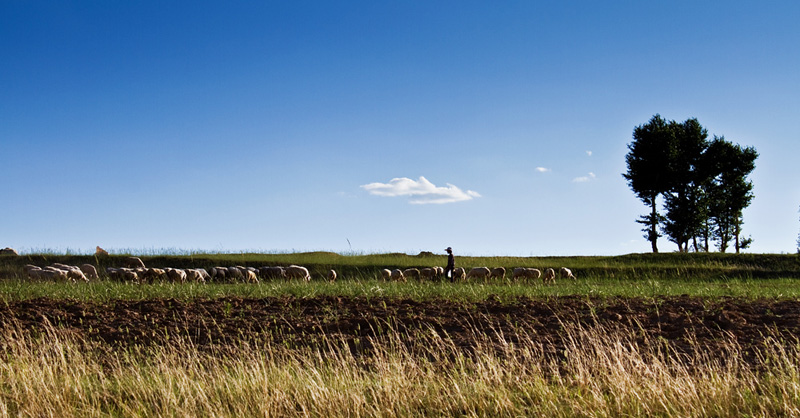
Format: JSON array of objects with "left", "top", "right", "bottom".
[
  {"left": 327, "top": 269, "right": 337, "bottom": 282},
  {"left": 196, "top": 268, "right": 212, "bottom": 282},
  {"left": 39, "top": 269, "right": 69, "bottom": 281},
  {"left": 66, "top": 268, "right": 89, "bottom": 283},
  {"left": 390, "top": 269, "right": 405, "bottom": 282},
  {"left": 560, "top": 267, "right": 576, "bottom": 280},
  {"left": 403, "top": 268, "right": 421, "bottom": 280},
  {"left": 242, "top": 269, "right": 259, "bottom": 284},
  {"left": 489, "top": 267, "right": 506, "bottom": 281},
  {"left": 227, "top": 267, "right": 244, "bottom": 281},
  {"left": 380, "top": 269, "right": 392, "bottom": 280},
  {"left": 0, "top": 247, "right": 19, "bottom": 256},
  {"left": 124, "top": 257, "right": 146, "bottom": 269},
  {"left": 543, "top": 268, "right": 556, "bottom": 284},
  {"left": 185, "top": 269, "right": 206, "bottom": 283},
  {"left": 211, "top": 267, "right": 228, "bottom": 281},
  {"left": 259, "top": 266, "right": 285, "bottom": 280},
  {"left": 466, "top": 267, "right": 491, "bottom": 280},
  {"left": 106, "top": 267, "right": 123, "bottom": 280},
  {"left": 23, "top": 264, "right": 40, "bottom": 274},
  {"left": 80, "top": 264, "right": 99, "bottom": 280},
  {"left": 123, "top": 269, "right": 140, "bottom": 283},
  {"left": 420, "top": 267, "right": 437, "bottom": 280},
  {"left": 166, "top": 268, "right": 187, "bottom": 283},
  {"left": 512, "top": 268, "right": 542, "bottom": 281},
  {"left": 452, "top": 267, "right": 466, "bottom": 281},
  {"left": 143, "top": 268, "right": 167, "bottom": 282},
  {"left": 24, "top": 265, "right": 42, "bottom": 279},
  {"left": 285, "top": 265, "right": 311, "bottom": 282}
]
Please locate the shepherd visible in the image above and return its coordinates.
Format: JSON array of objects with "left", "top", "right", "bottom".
[{"left": 444, "top": 247, "right": 455, "bottom": 282}]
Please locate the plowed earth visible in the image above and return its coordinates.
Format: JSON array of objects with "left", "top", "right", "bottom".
[{"left": 2, "top": 296, "right": 799, "bottom": 363}]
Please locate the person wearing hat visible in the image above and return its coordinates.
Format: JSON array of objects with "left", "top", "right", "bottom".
[{"left": 444, "top": 247, "right": 455, "bottom": 281}]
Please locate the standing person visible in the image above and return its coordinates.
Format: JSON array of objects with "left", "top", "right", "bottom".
[{"left": 444, "top": 247, "right": 455, "bottom": 281}]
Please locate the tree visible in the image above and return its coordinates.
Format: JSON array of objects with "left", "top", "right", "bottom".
[
  {"left": 623, "top": 115, "right": 674, "bottom": 253},
  {"left": 660, "top": 118, "right": 709, "bottom": 252},
  {"left": 704, "top": 136, "right": 757, "bottom": 253}
]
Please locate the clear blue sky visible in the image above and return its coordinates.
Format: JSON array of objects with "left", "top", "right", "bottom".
[{"left": 2, "top": 1, "right": 798, "bottom": 256}]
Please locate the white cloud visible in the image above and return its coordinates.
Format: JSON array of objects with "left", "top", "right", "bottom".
[
  {"left": 535, "top": 167, "right": 551, "bottom": 173},
  {"left": 586, "top": 150, "right": 593, "bottom": 157},
  {"left": 361, "top": 176, "right": 481, "bottom": 204},
  {"left": 572, "top": 172, "right": 596, "bottom": 183}
]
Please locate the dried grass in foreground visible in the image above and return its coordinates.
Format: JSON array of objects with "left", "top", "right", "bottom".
[{"left": 1, "top": 322, "right": 799, "bottom": 417}]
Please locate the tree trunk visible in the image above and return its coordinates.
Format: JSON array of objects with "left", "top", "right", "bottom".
[{"left": 650, "top": 196, "right": 659, "bottom": 253}]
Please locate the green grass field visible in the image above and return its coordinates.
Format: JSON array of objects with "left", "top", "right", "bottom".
[
  {"left": 2, "top": 251, "right": 800, "bottom": 417},
  {"left": 2, "top": 251, "right": 799, "bottom": 301}
]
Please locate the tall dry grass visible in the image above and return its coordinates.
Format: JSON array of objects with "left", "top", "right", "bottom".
[{"left": 1, "top": 322, "right": 799, "bottom": 417}]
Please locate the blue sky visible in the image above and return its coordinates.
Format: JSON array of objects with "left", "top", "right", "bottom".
[{"left": 2, "top": 1, "right": 798, "bottom": 256}]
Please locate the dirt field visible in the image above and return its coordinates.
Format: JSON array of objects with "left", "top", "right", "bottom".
[{"left": 2, "top": 296, "right": 799, "bottom": 363}]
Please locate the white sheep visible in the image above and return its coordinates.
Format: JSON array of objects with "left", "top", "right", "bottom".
[
  {"left": 489, "top": 267, "right": 506, "bottom": 280},
  {"left": 327, "top": 269, "right": 337, "bottom": 282},
  {"left": 452, "top": 267, "right": 466, "bottom": 281},
  {"left": 196, "top": 268, "right": 212, "bottom": 282},
  {"left": 560, "top": 267, "right": 576, "bottom": 280},
  {"left": 466, "top": 267, "right": 491, "bottom": 280},
  {"left": 380, "top": 269, "right": 392, "bottom": 280},
  {"left": 185, "top": 269, "right": 206, "bottom": 283},
  {"left": 80, "top": 264, "right": 99, "bottom": 280},
  {"left": 420, "top": 267, "right": 437, "bottom": 280},
  {"left": 66, "top": 268, "right": 89, "bottom": 283},
  {"left": 403, "top": 268, "right": 421, "bottom": 279},
  {"left": 166, "top": 268, "right": 187, "bottom": 283},
  {"left": 24, "top": 265, "right": 42, "bottom": 279},
  {"left": 144, "top": 268, "right": 168, "bottom": 282},
  {"left": 285, "top": 265, "right": 311, "bottom": 282},
  {"left": 543, "top": 268, "right": 556, "bottom": 284},
  {"left": 390, "top": 269, "right": 405, "bottom": 282},
  {"left": 39, "top": 269, "right": 69, "bottom": 281},
  {"left": 123, "top": 269, "right": 140, "bottom": 283},
  {"left": 512, "top": 267, "right": 542, "bottom": 280},
  {"left": 243, "top": 269, "right": 259, "bottom": 284}
]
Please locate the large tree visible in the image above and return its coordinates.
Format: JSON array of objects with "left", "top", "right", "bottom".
[{"left": 623, "top": 115, "right": 674, "bottom": 253}]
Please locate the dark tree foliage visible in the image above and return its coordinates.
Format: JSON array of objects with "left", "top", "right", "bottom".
[
  {"left": 624, "top": 116, "right": 758, "bottom": 253},
  {"left": 623, "top": 115, "right": 673, "bottom": 253},
  {"left": 661, "top": 118, "right": 709, "bottom": 252},
  {"left": 704, "top": 137, "right": 757, "bottom": 253}
]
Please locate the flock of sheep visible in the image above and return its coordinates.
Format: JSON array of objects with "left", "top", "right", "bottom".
[
  {"left": 16, "top": 252, "right": 578, "bottom": 285},
  {"left": 22, "top": 257, "right": 316, "bottom": 284},
  {"left": 383, "top": 266, "right": 576, "bottom": 283}
]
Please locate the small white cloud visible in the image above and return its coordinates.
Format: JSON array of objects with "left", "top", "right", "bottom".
[
  {"left": 535, "top": 167, "right": 551, "bottom": 173},
  {"left": 360, "top": 176, "right": 481, "bottom": 204},
  {"left": 586, "top": 150, "right": 593, "bottom": 157},
  {"left": 572, "top": 172, "right": 596, "bottom": 183}
]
